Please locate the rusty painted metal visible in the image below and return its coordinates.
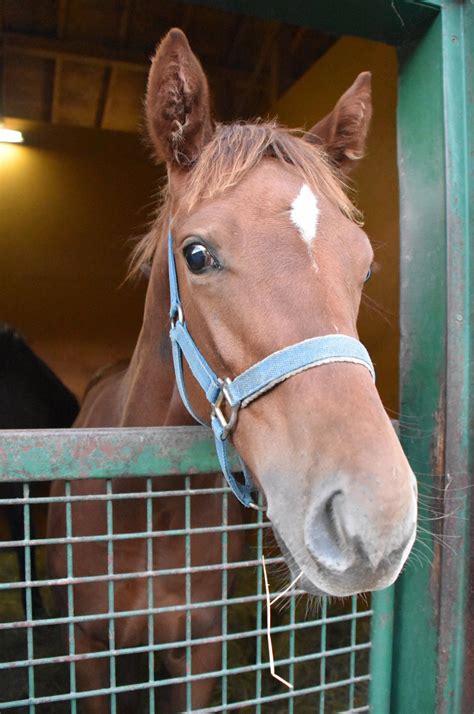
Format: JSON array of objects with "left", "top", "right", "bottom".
[
  {"left": 0, "top": 421, "right": 400, "bottom": 482},
  {"left": 0, "top": 426, "right": 239, "bottom": 481}
]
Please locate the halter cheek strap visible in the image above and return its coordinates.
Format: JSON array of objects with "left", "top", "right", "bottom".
[{"left": 168, "top": 229, "right": 375, "bottom": 508}]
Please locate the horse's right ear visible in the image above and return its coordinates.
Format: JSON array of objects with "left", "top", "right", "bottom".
[
  {"left": 145, "top": 28, "right": 213, "bottom": 168},
  {"left": 306, "top": 72, "right": 372, "bottom": 174}
]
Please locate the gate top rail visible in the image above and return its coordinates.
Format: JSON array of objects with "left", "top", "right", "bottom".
[
  {"left": 0, "top": 422, "right": 398, "bottom": 482},
  {"left": 0, "top": 426, "right": 238, "bottom": 481}
]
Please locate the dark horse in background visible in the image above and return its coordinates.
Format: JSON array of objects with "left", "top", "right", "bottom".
[{"left": 0, "top": 324, "right": 79, "bottom": 615}]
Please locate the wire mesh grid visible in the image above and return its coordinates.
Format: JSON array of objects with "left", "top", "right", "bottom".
[{"left": 0, "top": 476, "right": 371, "bottom": 713}]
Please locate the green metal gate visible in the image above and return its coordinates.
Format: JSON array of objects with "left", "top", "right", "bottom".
[
  {"left": 0, "top": 0, "right": 472, "bottom": 711},
  {"left": 0, "top": 428, "right": 372, "bottom": 712}
]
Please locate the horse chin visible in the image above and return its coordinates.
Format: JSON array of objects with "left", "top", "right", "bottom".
[{"left": 272, "top": 528, "right": 326, "bottom": 597}]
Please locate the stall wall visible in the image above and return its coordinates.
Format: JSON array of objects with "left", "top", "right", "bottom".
[
  {"left": 0, "top": 122, "right": 157, "bottom": 399},
  {"left": 274, "top": 37, "right": 399, "bottom": 411}
]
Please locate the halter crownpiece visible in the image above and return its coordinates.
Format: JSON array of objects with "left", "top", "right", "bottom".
[{"left": 168, "top": 229, "right": 375, "bottom": 508}]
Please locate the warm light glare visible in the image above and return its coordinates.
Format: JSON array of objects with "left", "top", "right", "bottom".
[
  {"left": 0, "top": 128, "right": 24, "bottom": 144},
  {"left": 0, "top": 143, "right": 23, "bottom": 161}
]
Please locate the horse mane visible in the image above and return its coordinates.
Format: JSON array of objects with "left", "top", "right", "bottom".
[
  {"left": 129, "top": 120, "right": 362, "bottom": 278},
  {"left": 82, "top": 359, "right": 130, "bottom": 399}
]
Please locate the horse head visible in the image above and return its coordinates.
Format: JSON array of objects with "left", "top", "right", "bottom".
[{"left": 141, "top": 29, "right": 417, "bottom": 597}]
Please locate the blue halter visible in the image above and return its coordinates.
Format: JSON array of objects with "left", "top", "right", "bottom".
[{"left": 168, "top": 229, "right": 375, "bottom": 508}]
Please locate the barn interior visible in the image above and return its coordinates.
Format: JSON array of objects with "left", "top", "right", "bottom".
[
  {"left": 0, "top": 1, "right": 400, "bottom": 710},
  {"left": 0, "top": 0, "right": 400, "bottom": 411}
]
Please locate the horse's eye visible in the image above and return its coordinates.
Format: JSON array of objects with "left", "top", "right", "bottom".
[
  {"left": 364, "top": 267, "right": 372, "bottom": 283},
  {"left": 183, "top": 243, "right": 217, "bottom": 274}
]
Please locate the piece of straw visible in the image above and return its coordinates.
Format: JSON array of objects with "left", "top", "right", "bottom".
[{"left": 262, "top": 554, "right": 303, "bottom": 689}]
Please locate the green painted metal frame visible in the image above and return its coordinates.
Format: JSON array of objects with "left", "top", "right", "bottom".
[
  {"left": 0, "top": 426, "right": 239, "bottom": 481},
  {"left": 388, "top": 3, "right": 473, "bottom": 713},
  {"left": 0, "top": 432, "right": 373, "bottom": 711},
  {"left": 374, "top": 14, "right": 447, "bottom": 714}
]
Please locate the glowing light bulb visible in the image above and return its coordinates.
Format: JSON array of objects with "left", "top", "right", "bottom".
[{"left": 0, "top": 127, "right": 24, "bottom": 144}]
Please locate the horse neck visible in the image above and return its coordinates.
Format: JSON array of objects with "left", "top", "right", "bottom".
[{"left": 119, "top": 233, "right": 192, "bottom": 427}]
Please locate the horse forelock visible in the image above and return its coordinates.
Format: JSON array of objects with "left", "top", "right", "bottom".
[{"left": 128, "top": 120, "right": 361, "bottom": 279}]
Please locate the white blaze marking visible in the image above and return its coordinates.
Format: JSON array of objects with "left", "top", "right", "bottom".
[{"left": 290, "top": 184, "right": 319, "bottom": 246}]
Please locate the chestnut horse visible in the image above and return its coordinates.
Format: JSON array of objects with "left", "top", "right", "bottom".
[{"left": 47, "top": 29, "right": 417, "bottom": 712}]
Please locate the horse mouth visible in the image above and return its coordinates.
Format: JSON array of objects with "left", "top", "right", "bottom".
[
  {"left": 272, "top": 527, "right": 326, "bottom": 597},
  {"left": 272, "top": 522, "right": 411, "bottom": 598}
]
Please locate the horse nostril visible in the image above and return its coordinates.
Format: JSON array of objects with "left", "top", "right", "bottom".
[
  {"left": 306, "top": 481, "right": 417, "bottom": 577},
  {"left": 305, "top": 490, "right": 354, "bottom": 573},
  {"left": 325, "top": 489, "right": 344, "bottom": 537}
]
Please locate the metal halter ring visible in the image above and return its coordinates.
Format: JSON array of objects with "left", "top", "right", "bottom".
[
  {"left": 212, "top": 378, "right": 240, "bottom": 439},
  {"left": 248, "top": 500, "right": 267, "bottom": 512}
]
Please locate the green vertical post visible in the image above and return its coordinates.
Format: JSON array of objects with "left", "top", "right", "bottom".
[
  {"left": 220, "top": 491, "right": 228, "bottom": 710},
  {"left": 255, "top": 506, "right": 264, "bottom": 714},
  {"left": 287, "top": 587, "right": 296, "bottom": 711},
  {"left": 106, "top": 479, "right": 117, "bottom": 714},
  {"left": 369, "top": 588, "right": 394, "bottom": 713},
  {"left": 392, "top": 14, "right": 446, "bottom": 713},
  {"left": 318, "top": 598, "right": 327, "bottom": 714},
  {"left": 146, "top": 477, "right": 156, "bottom": 713},
  {"left": 391, "top": 1, "right": 474, "bottom": 710},
  {"left": 65, "top": 481, "right": 77, "bottom": 714},
  {"left": 348, "top": 595, "right": 358, "bottom": 710},
  {"left": 23, "top": 483, "right": 35, "bottom": 714},
  {"left": 184, "top": 475, "right": 193, "bottom": 711},
  {"left": 435, "top": 2, "right": 473, "bottom": 711}
]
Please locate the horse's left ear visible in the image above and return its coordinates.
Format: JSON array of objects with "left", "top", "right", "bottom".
[
  {"left": 146, "top": 28, "right": 213, "bottom": 167},
  {"left": 307, "top": 72, "right": 372, "bottom": 173}
]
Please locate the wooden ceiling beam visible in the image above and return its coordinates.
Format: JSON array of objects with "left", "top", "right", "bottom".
[
  {"left": 227, "top": 16, "right": 249, "bottom": 63},
  {"left": 50, "top": 58, "right": 63, "bottom": 123},
  {"left": 57, "top": 0, "right": 69, "bottom": 37},
  {"left": 269, "top": 41, "right": 279, "bottom": 107},
  {"left": 98, "top": 0, "right": 134, "bottom": 129},
  {"left": 235, "top": 22, "right": 279, "bottom": 116},
  {"left": 3, "top": 32, "right": 149, "bottom": 74},
  {"left": 290, "top": 27, "right": 306, "bottom": 54},
  {"left": 118, "top": 0, "right": 133, "bottom": 44},
  {"left": 3, "top": 31, "right": 268, "bottom": 89},
  {"left": 95, "top": 66, "right": 112, "bottom": 128},
  {"left": 51, "top": 0, "right": 69, "bottom": 124}
]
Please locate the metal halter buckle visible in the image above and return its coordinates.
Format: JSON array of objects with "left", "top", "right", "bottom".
[
  {"left": 212, "top": 378, "right": 240, "bottom": 439},
  {"left": 170, "top": 304, "right": 184, "bottom": 329}
]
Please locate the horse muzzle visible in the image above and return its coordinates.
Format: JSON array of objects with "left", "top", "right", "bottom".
[{"left": 272, "top": 474, "right": 417, "bottom": 597}]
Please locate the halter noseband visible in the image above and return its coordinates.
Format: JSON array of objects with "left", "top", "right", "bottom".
[{"left": 168, "top": 229, "right": 375, "bottom": 508}]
